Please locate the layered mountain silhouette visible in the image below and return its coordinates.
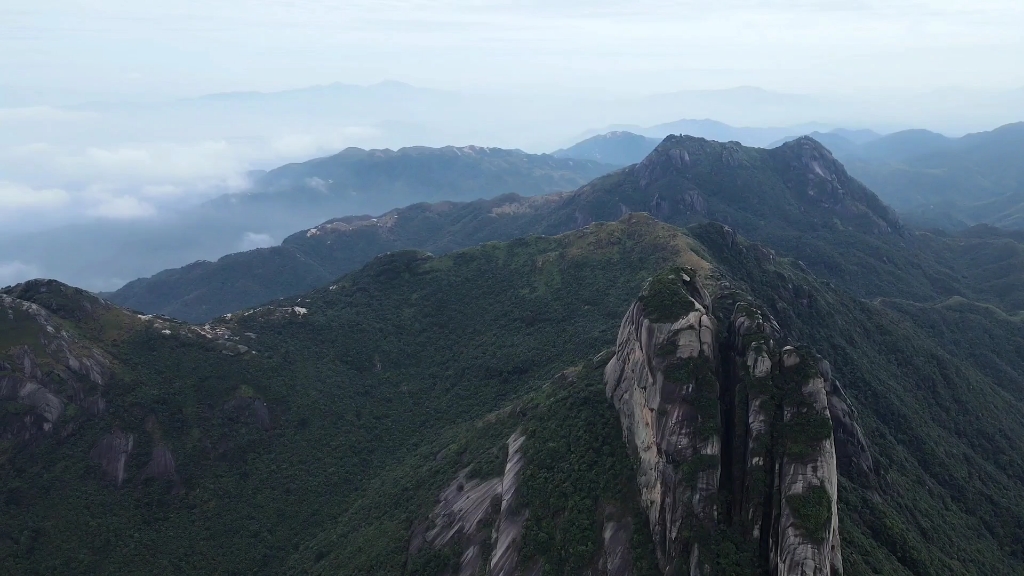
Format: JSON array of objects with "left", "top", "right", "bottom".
[
  {"left": 0, "top": 145, "right": 613, "bottom": 293},
  {"left": 109, "top": 134, "right": 1022, "bottom": 324},
  {"left": 771, "top": 122, "right": 1024, "bottom": 229},
  {"left": 553, "top": 131, "right": 661, "bottom": 165}
]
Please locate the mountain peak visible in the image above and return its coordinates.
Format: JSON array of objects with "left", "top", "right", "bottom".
[
  {"left": 630, "top": 134, "right": 755, "bottom": 188},
  {"left": 2, "top": 279, "right": 113, "bottom": 322},
  {"left": 769, "top": 135, "right": 904, "bottom": 234}
]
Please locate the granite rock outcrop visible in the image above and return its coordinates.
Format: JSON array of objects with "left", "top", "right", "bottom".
[{"left": 605, "top": 267, "right": 851, "bottom": 575}]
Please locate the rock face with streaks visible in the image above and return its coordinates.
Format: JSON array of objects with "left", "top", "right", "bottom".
[
  {"left": 605, "top": 267, "right": 849, "bottom": 575},
  {"left": 415, "top": 430, "right": 528, "bottom": 576},
  {"left": 604, "top": 266, "right": 720, "bottom": 574},
  {"left": 0, "top": 281, "right": 117, "bottom": 441},
  {"left": 488, "top": 431, "right": 527, "bottom": 576},
  {"left": 90, "top": 430, "right": 135, "bottom": 486}
]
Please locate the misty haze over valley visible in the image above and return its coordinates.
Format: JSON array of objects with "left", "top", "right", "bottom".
[{"left": 3, "top": 81, "right": 1022, "bottom": 290}]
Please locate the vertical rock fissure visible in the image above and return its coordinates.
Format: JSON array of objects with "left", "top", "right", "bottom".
[
  {"left": 716, "top": 336, "right": 740, "bottom": 529},
  {"left": 763, "top": 374, "right": 786, "bottom": 571}
]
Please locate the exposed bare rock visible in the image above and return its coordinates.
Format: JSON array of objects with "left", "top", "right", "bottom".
[
  {"left": 90, "top": 430, "right": 135, "bottom": 486},
  {"left": 0, "top": 347, "right": 67, "bottom": 438},
  {"left": 488, "top": 430, "right": 527, "bottom": 576},
  {"left": 769, "top": 137, "right": 903, "bottom": 236},
  {"left": 140, "top": 445, "right": 183, "bottom": 493},
  {"left": 16, "top": 381, "right": 65, "bottom": 427},
  {"left": 426, "top": 470, "right": 501, "bottom": 576},
  {"left": 81, "top": 395, "right": 108, "bottom": 416},
  {"left": 818, "top": 361, "right": 874, "bottom": 482},
  {"left": 605, "top": 270, "right": 850, "bottom": 575},
  {"left": 771, "top": 348, "right": 843, "bottom": 576},
  {"left": 418, "top": 430, "right": 529, "bottom": 576},
  {"left": 252, "top": 399, "right": 272, "bottom": 431},
  {"left": 599, "top": 506, "right": 634, "bottom": 576},
  {"left": 224, "top": 396, "right": 273, "bottom": 431},
  {"left": 140, "top": 445, "right": 177, "bottom": 481},
  {"left": 604, "top": 266, "right": 720, "bottom": 571},
  {"left": 0, "top": 290, "right": 115, "bottom": 443},
  {"left": 729, "top": 303, "right": 780, "bottom": 542}
]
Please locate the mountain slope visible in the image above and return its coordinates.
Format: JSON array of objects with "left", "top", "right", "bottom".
[
  {"left": 107, "top": 193, "right": 570, "bottom": 322},
  {"left": 2, "top": 217, "right": 699, "bottom": 573},
  {"left": 0, "top": 144, "right": 612, "bottom": 294},
  {"left": 110, "top": 135, "right": 925, "bottom": 322},
  {"left": 219, "top": 144, "right": 615, "bottom": 219},
  {"left": 553, "top": 131, "right": 660, "bottom": 166},
  {"left": 115, "top": 132, "right": 1024, "bottom": 326},
  {"left": 777, "top": 123, "right": 1024, "bottom": 229},
  {"left": 7, "top": 217, "right": 1024, "bottom": 574}
]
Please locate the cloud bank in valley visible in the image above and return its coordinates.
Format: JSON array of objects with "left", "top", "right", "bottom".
[{"left": 0, "top": 120, "right": 383, "bottom": 233}]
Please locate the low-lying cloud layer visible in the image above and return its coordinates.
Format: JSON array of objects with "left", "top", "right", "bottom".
[{"left": 0, "top": 113, "right": 383, "bottom": 233}]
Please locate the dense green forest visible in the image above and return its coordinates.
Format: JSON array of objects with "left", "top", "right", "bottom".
[
  {"left": 5, "top": 215, "right": 1024, "bottom": 574},
  {"left": 1, "top": 218, "right": 695, "bottom": 573}
]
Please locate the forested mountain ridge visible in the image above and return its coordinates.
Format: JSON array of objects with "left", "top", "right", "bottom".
[
  {"left": 559, "top": 123, "right": 1024, "bottom": 231},
  {"left": 6, "top": 215, "right": 1024, "bottom": 574},
  {"left": 773, "top": 122, "right": 1024, "bottom": 229},
  {"left": 209, "top": 143, "right": 616, "bottom": 220},
  {"left": 0, "top": 144, "right": 613, "bottom": 294},
  {"left": 109, "top": 134, "right": 974, "bottom": 322}
]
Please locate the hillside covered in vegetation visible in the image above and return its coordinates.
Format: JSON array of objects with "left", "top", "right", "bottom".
[
  {"left": 5, "top": 213, "right": 1024, "bottom": 574},
  {"left": 110, "top": 134, "right": 1024, "bottom": 324}
]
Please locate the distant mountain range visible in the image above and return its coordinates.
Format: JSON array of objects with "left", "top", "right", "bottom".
[
  {"left": 112, "top": 134, "right": 906, "bottom": 321},
  {"left": 568, "top": 118, "right": 838, "bottom": 149},
  {"left": 553, "top": 132, "right": 662, "bottom": 165},
  {"left": 770, "top": 122, "right": 1024, "bottom": 229},
  {"left": 230, "top": 144, "right": 613, "bottom": 219},
  {"left": 109, "top": 134, "right": 1024, "bottom": 324},
  {"left": 554, "top": 125, "right": 886, "bottom": 164},
  {"left": 0, "top": 145, "right": 612, "bottom": 292},
  {"left": 556, "top": 123, "right": 1024, "bottom": 230}
]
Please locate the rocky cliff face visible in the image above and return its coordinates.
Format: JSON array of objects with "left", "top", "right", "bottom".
[
  {"left": 413, "top": 430, "right": 530, "bottom": 576},
  {"left": 1, "top": 279, "right": 258, "bottom": 492},
  {"left": 1, "top": 288, "right": 112, "bottom": 442},
  {"left": 605, "top": 267, "right": 847, "bottom": 575}
]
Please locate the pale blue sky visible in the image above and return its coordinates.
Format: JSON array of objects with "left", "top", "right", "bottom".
[{"left": 3, "top": 0, "right": 1023, "bottom": 98}]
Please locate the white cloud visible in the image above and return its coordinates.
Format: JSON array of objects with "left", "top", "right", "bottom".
[
  {"left": 0, "top": 127, "right": 379, "bottom": 228},
  {"left": 65, "top": 141, "right": 245, "bottom": 184},
  {"left": 0, "top": 261, "right": 41, "bottom": 287},
  {"left": 304, "top": 177, "right": 329, "bottom": 193},
  {"left": 0, "top": 181, "right": 70, "bottom": 210},
  {"left": 238, "top": 232, "right": 275, "bottom": 251},
  {"left": 85, "top": 195, "right": 157, "bottom": 219}
]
